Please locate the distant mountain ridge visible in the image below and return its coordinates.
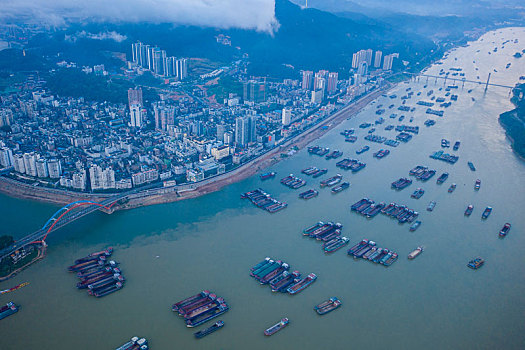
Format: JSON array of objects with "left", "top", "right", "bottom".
[{"left": 18, "top": 0, "right": 438, "bottom": 78}]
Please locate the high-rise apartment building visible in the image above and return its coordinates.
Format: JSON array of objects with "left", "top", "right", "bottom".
[
  {"left": 374, "top": 51, "right": 383, "bottom": 68},
  {"left": 327, "top": 72, "right": 339, "bottom": 94},
  {"left": 301, "top": 71, "right": 314, "bottom": 90},
  {"left": 243, "top": 81, "right": 266, "bottom": 103},
  {"left": 235, "top": 116, "right": 257, "bottom": 147}
]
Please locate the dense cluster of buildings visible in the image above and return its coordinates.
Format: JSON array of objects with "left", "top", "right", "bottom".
[
  {"left": 0, "top": 42, "right": 395, "bottom": 194},
  {"left": 130, "top": 41, "right": 188, "bottom": 80}
]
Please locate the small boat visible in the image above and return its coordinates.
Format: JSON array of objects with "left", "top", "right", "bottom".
[
  {"left": 499, "top": 223, "right": 511, "bottom": 237},
  {"left": 0, "top": 302, "right": 19, "bottom": 320},
  {"left": 464, "top": 204, "right": 474, "bottom": 216},
  {"left": 264, "top": 318, "right": 289, "bottom": 336},
  {"left": 194, "top": 320, "right": 225, "bottom": 339},
  {"left": 453, "top": 141, "right": 460, "bottom": 151},
  {"left": 448, "top": 183, "right": 456, "bottom": 193},
  {"left": 467, "top": 258, "right": 484, "bottom": 269},
  {"left": 260, "top": 172, "right": 276, "bottom": 180},
  {"left": 427, "top": 201, "right": 436, "bottom": 211},
  {"left": 314, "top": 297, "right": 342, "bottom": 315},
  {"left": 482, "top": 206, "right": 492, "bottom": 219},
  {"left": 467, "top": 162, "right": 476, "bottom": 171},
  {"left": 474, "top": 179, "right": 481, "bottom": 190},
  {"left": 411, "top": 188, "right": 425, "bottom": 199},
  {"left": 408, "top": 246, "right": 424, "bottom": 259},
  {"left": 441, "top": 139, "right": 450, "bottom": 148},
  {"left": 409, "top": 221, "right": 422, "bottom": 232}
]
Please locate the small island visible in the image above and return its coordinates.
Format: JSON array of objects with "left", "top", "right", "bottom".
[{"left": 499, "top": 83, "right": 525, "bottom": 159}]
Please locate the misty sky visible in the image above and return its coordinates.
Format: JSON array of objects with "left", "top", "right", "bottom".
[{"left": 1, "top": 0, "right": 279, "bottom": 33}]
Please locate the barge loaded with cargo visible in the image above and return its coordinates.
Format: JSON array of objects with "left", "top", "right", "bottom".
[
  {"left": 250, "top": 257, "right": 316, "bottom": 294},
  {"left": 0, "top": 301, "right": 19, "bottom": 320},
  {"left": 347, "top": 239, "right": 398, "bottom": 267},
  {"left": 194, "top": 320, "right": 225, "bottom": 339}
]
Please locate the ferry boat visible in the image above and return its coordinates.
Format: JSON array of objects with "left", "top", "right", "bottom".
[
  {"left": 468, "top": 161, "right": 476, "bottom": 171},
  {"left": 314, "top": 297, "right": 342, "bottom": 315},
  {"left": 194, "top": 320, "right": 224, "bottom": 339},
  {"left": 482, "top": 207, "right": 492, "bottom": 219},
  {"left": 474, "top": 179, "right": 481, "bottom": 190},
  {"left": 436, "top": 172, "right": 449, "bottom": 184},
  {"left": 264, "top": 318, "right": 289, "bottom": 336},
  {"left": 331, "top": 182, "right": 350, "bottom": 193},
  {"left": 453, "top": 141, "right": 461, "bottom": 150},
  {"left": 409, "top": 221, "right": 422, "bottom": 232},
  {"left": 287, "top": 273, "right": 317, "bottom": 294},
  {"left": 448, "top": 183, "right": 456, "bottom": 193},
  {"left": 427, "top": 201, "right": 436, "bottom": 211},
  {"left": 115, "top": 336, "right": 148, "bottom": 350},
  {"left": 464, "top": 205, "right": 474, "bottom": 216},
  {"left": 408, "top": 246, "right": 424, "bottom": 259},
  {"left": 467, "top": 258, "right": 484, "bottom": 270},
  {"left": 260, "top": 172, "right": 276, "bottom": 180},
  {"left": 499, "top": 223, "right": 511, "bottom": 237},
  {"left": 0, "top": 302, "right": 19, "bottom": 320}
]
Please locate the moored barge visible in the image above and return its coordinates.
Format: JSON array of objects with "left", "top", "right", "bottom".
[
  {"left": 314, "top": 297, "right": 342, "bottom": 315},
  {"left": 264, "top": 318, "right": 289, "bottom": 336}
]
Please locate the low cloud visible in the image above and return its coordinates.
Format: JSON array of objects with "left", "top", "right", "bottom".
[
  {"left": 66, "top": 31, "right": 128, "bottom": 43},
  {"left": 1, "top": 0, "right": 279, "bottom": 34}
]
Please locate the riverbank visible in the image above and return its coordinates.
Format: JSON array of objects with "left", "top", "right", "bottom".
[
  {"left": 499, "top": 83, "right": 525, "bottom": 160},
  {"left": 0, "top": 85, "right": 391, "bottom": 209}
]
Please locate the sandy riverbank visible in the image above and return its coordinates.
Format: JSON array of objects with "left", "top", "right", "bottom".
[{"left": 0, "top": 85, "right": 391, "bottom": 210}]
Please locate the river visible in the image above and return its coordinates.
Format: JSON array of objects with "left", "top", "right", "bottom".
[{"left": 1, "top": 27, "right": 524, "bottom": 350}]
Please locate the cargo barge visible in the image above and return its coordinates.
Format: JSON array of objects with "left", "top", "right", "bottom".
[
  {"left": 391, "top": 177, "right": 412, "bottom": 190},
  {"left": 241, "top": 189, "right": 287, "bottom": 213},
  {"left": 411, "top": 188, "right": 425, "bottom": 199},
  {"left": 323, "top": 237, "right": 350, "bottom": 253},
  {"left": 320, "top": 174, "right": 343, "bottom": 187},
  {"left": 356, "top": 146, "right": 370, "bottom": 154},
  {"left": 308, "top": 146, "right": 330, "bottom": 156},
  {"left": 467, "top": 161, "right": 476, "bottom": 171},
  {"left": 464, "top": 204, "right": 474, "bottom": 216},
  {"left": 474, "top": 179, "right": 481, "bottom": 190},
  {"left": 409, "top": 221, "right": 422, "bottom": 231},
  {"left": 280, "top": 174, "right": 307, "bottom": 189},
  {"left": 331, "top": 182, "right": 350, "bottom": 193},
  {"left": 408, "top": 247, "right": 424, "bottom": 259},
  {"left": 482, "top": 207, "right": 492, "bottom": 219},
  {"left": 194, "top": 320, "right": 224, "bottom": 339},
  {"left": 0, "top": 302, "right": 18, "bottom": 320},
  {"left": 314, "top": 297, "right": 342, "bottom": 315},
  {"left": 347, "top": 239, "right": 398, "bottom": 267},
  {"left": 436, "top": 172, "right": 449, "bottom": 184},
  {"left": 326, "top": 150, "right": 343, "bottom": 159},
  {"left": 260, "top": 172, "right": 276, "bottom": 180},
  {"left": 467, "top": 258, "right": 484, "bottom": 269},
  {"left": 335, "top": 158, "right": 366, "bottom": 172},
  {"left": 115, "top": 336, "right": 148, "bottom": 350},
  {"left": 172, "top": 291, "right": 229, "bottom": 328},
  {"left": 499, "top": 223, "right": 511, "bottom": 237},
  {"left": 448, "top": 183, "right": 456, "bottom": 193},
  {"left": 373, "top": 149, "right": 390, "bottom": 158},
  {"left": 430, "top": 150, "right": 458, "bottom": 164},
  {"left": 408, "top": 165, "right": 436, "bottom": 181},
  {"left": 264, "top": 318, "right": 289, "bottom": 336},
  {"left": 287, "top": 273, "right": 317, "bottom": 294},
  {"left": 427, "top": 201, "right": 436, "bottom": 211},
  {"left": 299, "top": 189, "right": 318, "bottom": 200}
]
